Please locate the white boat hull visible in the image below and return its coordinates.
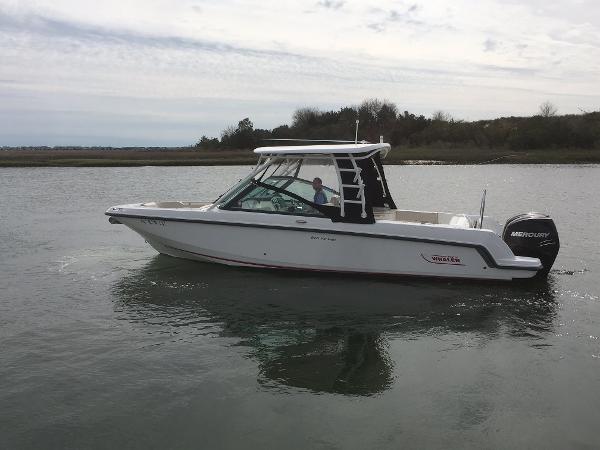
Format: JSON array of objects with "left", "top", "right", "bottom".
[{"left": 108, "top": 205, "right": 542, "bottom": 281}]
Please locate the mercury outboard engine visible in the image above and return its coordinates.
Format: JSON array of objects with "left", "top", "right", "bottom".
[{"left": 502, "top": 212, "right": 560, "bottom": 277}]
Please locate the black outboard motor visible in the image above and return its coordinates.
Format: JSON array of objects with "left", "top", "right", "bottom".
[{"left": 502, "top": 212, "right": 560, "bottom": 277}]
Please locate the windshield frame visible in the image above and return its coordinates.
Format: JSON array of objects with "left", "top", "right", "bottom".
[
  {"left": 217, "top": 155, "right": 341, "bottom": 218},
  {"left": 261, "top": 175, "right": 339, "bottom": 197},
  {"left": 220, "top": 177, "right": 333, "bottom": 218}
]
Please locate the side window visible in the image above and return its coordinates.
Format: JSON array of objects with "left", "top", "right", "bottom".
[
  {"left": 281, "top": 180, "right": 316, "bottom": 201},
  {"left": 228, "top": 185, "right": 324, "bottom": 216}
]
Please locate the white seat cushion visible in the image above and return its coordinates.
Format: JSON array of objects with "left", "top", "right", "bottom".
[{"left": 449, "top": 215, "right": 471, "bottom": 228}]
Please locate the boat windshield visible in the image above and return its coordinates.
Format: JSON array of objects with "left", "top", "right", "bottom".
[
  {"left": 216, "top": 149, "right": 396, "bottom": 223},
  {"left": 224, "top": 176, "right": 338, "bottom": 216},
  {"left": 219, "top": 155, "right": 340, "bottom": 216}
]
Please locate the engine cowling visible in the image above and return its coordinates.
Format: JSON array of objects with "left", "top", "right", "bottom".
[{"left": 502, "top": 212, "right": 560, "bottom": 277}]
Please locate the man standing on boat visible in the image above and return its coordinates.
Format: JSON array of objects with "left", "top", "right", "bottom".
[{"left": 312, "top": 177, "right": 327, "bottom": 205}]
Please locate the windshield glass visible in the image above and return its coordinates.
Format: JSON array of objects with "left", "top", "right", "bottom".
[
  {"left": 227, "top": 183, "right": 325, "bottom": 216},
  {"left": 263, "top": 176, "right": 338, "bottom": 204}
]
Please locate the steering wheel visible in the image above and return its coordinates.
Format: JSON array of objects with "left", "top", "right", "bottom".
[
  {"left": 271, "top": 194, "right": 285, "bottom": 210},
  {"left": 288, "top": 198, "right": 304, "bottom": 211}
]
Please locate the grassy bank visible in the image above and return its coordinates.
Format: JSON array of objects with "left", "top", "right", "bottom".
[
  {"left": 384, "top": 147, "right": 600, "bottom": 164},
  {"left": 0, "top": 148, "right": 256, "bottom": 167},
  {"left": 1, "top": 146, "right": 599, "bottom": 167}
]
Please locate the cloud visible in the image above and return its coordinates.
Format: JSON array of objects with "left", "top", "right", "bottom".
[
  {"left": 1, "top": 0, "right": 599, "bottom": 145},
  {"left": 476, "top": 64, "right": 538, "bottom": 76},
  {"left": 547, "top": 25, "right": 600, "bottom": 48},
  {"left": 316, "top": 0, "right": 345, "bottom": 10},
  {"left": 367, "top": 22, "right": 385, "bottom": 33},
  {"left": 367, "top": 3, "right": 425, "bottom": 32},
  {"left": 0, "top": 10, "right": 307, "bottom": 61},
  {"left": 483, "top": 38, "right": 498, "bottom": 52},
  {"left": 388, "top": 4, "right": 419, "bottom": 22}
]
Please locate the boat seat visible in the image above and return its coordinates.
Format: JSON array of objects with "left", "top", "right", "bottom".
[{"left": 449, "top": 214, "right": 472, "bottom": 228}]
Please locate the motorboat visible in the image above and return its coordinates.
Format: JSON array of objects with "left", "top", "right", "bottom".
[{"left": 106, "top": 142, "right": 560, "bottom": 280}]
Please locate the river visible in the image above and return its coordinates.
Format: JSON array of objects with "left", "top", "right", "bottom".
[{"left": 1, "top": 164, "right": 599, "bottom": 449}]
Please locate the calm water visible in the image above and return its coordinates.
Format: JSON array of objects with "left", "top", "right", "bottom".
[{"left": 1, "top": 164, "right": 599, "bottom": 449}]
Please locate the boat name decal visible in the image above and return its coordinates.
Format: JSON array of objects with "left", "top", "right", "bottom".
[
  {"left": 510, "top": 231, "right": 550, "bottom": 238},
  {"left": 310, "top": 235, "right": 336, "bottom": 242},
  {"left": 421, "top": 253, "right": 464, "bottom": 266},
  {"left": 141, "top": 218, "right": 166, "bottom": 226}
]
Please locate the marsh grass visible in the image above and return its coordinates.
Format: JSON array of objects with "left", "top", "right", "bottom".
[{"left": 1, "top": 146, "right": 599, "bottom": 167}]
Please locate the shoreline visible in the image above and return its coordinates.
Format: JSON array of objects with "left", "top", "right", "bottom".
[{"left": 1, "top": 147, "right": 599, "bottom": 167}]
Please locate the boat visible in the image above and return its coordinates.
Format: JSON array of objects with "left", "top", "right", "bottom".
[{"left": 106, "top": 142, "right": 560, "bottom": 280}]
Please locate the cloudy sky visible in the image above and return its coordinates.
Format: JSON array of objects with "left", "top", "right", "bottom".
[{"left": 1, "top": 0, "right": 599, "bottom": 146}]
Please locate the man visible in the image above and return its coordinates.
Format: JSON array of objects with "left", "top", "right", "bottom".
[{"left": 312, "top": 177, "right": 327, "bottom": 205}]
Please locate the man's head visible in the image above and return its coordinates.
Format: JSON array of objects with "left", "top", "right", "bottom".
[{"left": 312, "top": 177, "right": 323, "bottom": 191}]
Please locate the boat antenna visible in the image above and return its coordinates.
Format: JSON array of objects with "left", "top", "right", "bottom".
[
  {"left": 478, "top": 189, "right": 487, "bottom": 229},
  {"left": 355, "top": 119, "right": 360, "bottom": 144}
]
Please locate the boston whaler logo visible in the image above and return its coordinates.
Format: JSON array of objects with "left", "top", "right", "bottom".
[
  {"left": 421, "top": 254, "right": 464, "bottom": 266},
  {"left": 510, "top": 231, "right": 550, "bottom": 238}
]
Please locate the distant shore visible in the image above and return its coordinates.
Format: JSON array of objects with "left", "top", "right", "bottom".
[{"left": 1, "top": 146, "right": 599, "bottom": 167}]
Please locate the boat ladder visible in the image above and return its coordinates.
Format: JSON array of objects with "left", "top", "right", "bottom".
[{"left": 333, "top": 154, "right": 367, "bottom": 218}]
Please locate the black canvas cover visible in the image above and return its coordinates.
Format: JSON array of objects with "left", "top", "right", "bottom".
[{"left": 332, "top": 152, "right": 397, "bottom": 224}]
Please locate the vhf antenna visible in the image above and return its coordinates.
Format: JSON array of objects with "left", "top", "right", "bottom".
[{"left": 355, "top": 119, "right": 359, "bottom": 144}]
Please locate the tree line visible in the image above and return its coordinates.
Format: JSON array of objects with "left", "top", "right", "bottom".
[{"left": 195, "top": 99, "right": 600, "bottom": 151}]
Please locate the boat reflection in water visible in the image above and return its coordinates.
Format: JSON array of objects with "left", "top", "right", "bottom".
[{"left": 112, "top": 256, "right": 558, "bottom": 396}]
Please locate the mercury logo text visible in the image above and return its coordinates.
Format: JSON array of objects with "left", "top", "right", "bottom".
[{"left": 510, "top": 231, "right": 550, "bottom": 238}]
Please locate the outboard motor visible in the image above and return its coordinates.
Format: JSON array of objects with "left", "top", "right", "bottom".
[{"left": 502, "top": 212, "right": 560, "bottom": 277}]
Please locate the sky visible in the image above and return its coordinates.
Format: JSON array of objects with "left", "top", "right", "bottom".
[{"left": 1, "top": 0, "right": 599, "bottom": 146}]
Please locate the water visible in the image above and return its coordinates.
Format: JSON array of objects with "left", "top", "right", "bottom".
[{"left": 1, "top": 164, "right": 599, "bottom": 449}]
